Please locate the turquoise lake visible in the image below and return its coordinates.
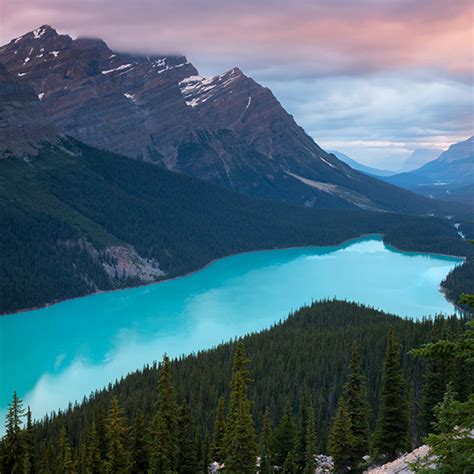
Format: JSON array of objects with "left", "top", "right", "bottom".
[{"left": 0, "top": 236, "right": 462, "bottom": 425}]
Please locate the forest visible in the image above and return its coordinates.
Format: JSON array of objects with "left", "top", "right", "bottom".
[
  {"left": 1, "top": 140, "right": 473, "bottom": 314},
  {"left": 1, "top": 300, "right": 472, "bottom": 472}
]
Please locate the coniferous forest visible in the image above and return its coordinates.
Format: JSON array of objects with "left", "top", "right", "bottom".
[
  {"left": 1, "top": 140, "right": 473, "bottom": 314},
  {"left": 1, "top": 300, "right": 473, "bottom": 473}
]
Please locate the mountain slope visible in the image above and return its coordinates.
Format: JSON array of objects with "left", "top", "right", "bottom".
[
  {"left": 400, "top": 148, "right": 440, "bottom": 172},
  {"left": 0, "top": 25, "right": 461, "bottom": 215},
  {"left": 328, "top": 150, "right": 396, "bottom": 177},
  {"left": 385, "top": 137, "right": 474, "bottom": 192}
]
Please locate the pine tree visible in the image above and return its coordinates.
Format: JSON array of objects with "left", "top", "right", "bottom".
[
  {"left": 373, "top": 328, "right": 409, "bottom": 461},
  {"left": 303, "top": 404, "right": 316, "bottom": 474},
  {"left": 295, "top": 388, "right": 310, "bottom": 470},
  {"left": 282, "top": 450, "right": 297, "bottom": 473},
  {"left": 57, "top": 426, "right": 75, "bottom": 473},
  {"left": 86, "top": 417, "right": 103, "bottom": 473},
  {"left": 328, "top": 398, "right": 355, "bottom": 473},
  {"left": 259, "top": 408, "right": 274, "bottom": 474},
  {"left": 130, "top": 411, "right": 149, "bottom": 474},
  {"left": 223, "top": 342, "right": 257, "bottom": 473},
  {"left": 150, "top": 354, "right": 179, "bottom": 473},
  {"left": 104, "top": 397, "right": 131, "bottom": 473},
  {"left": 177, "top": 401, "right": 198, "bottom": 474},
  {"left": 273, "top": 405, "right": 296, "bottom": 468},
  {"left": 23, "top": 406, "right": 35, "bottom": 473},
  {"left": 343, "top": 342, "right": 370, "bottom": 466},
  {"left": 3, "top": 391, "right": 26, "bottom": 473},
  {"left": 209, "top": 397, "right": 226, "bottom": 463}
]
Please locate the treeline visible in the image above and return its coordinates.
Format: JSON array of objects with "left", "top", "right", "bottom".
[
  {"left": 1, "top": 301, "right": 472, "bottom": 472},
  {"left": 1, "top": 140, "right": 473, "bottom": 314}
]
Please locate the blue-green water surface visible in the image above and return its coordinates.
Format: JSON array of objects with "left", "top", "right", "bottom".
[{"left": 0, "top": 237, "right": 462, "bottom": 423}]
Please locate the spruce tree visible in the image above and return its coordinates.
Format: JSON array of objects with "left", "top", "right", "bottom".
[
  {"left": 373, "top": 328, "right": 409, "bottom": 461},
  {"left": 23, "top": 406, "right": 35, "bottom": 473},
  {"left": 273, "top": 405, "right": 296, "bottom": 468},
  {"left": 3, "top": 391, "right": 26, "bottom": 473},
  {"left": 259, "top": 408, "right": 274, "bottom": 474},
  {"left": 295, "top": 388, "right": 310, "bottom": 470},
  {"left": 86, "top": 417, "right": 103, "bottom": 473},
  {"left": 303, "top": 404, "right": 316, "bottom": 474},
  {"left": 343, "top": 342, "right": 370, "bottom": 466},
  {"left": 130, "top": 411, "right": 149, "bottom": 474},
  {"left": 104, "top": 397, "right": 131, "bottom": 473},
  {"left": 282, "top": 450, "right": 297, "bottom": 473},
  {"left": 223, "top": 342, "right": 257, "bottom": 473},
  {"left": 150, "top": 354, "right": 179, "bottom": 473},
  {"left": 57, "top": 426, "right": 76, "bottom": 473},
  {"left": 209, "top": 397, "right": 226, "bottom": 463},
  {"left": 328, "top": 398, "right": 355, "bottom": 473},
  {"left": 177, "top": 401, "right": 198, "bottom": 474}
]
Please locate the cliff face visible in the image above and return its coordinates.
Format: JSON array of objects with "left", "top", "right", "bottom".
[
  {"left": 0, "top": 25, "right": 454, "bottom": 214},
  {"left": 0, "top": 63, "right": 60, "bottom": 158}
]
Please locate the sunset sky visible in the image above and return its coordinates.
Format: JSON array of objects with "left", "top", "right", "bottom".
[{"left": 2, "top": 0, "right": 473, "bottom": 169}]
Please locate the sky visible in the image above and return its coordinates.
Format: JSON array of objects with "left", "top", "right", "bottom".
[{"left": 1, "top": 0, "right": 473, "bottom": 170}]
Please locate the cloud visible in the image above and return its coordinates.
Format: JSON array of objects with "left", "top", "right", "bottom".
[{"left": 1, "top": 0, "right": 473, "bottom": 166}]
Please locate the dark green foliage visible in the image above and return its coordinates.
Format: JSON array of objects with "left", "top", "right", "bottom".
[
  {"left": 328, "top": 398, "right": 355, "bottom": 473},
  {"left": 344, "top": 342, "right": 370, "bottom": 466},
  {"left": 85, "top": 418, "right": 102, "bottom": 474},
  {"left": 259, "top": 408, "right": 274, "bottom": 474},
  {"left": 57, "top": 426, "right": 75, "bottom": 473},
  {"left": 177, "top": 402, "right": 198, "bottom": 474},
  {"left": 282, "top": 450, "right": 297, "bottom": 473},
  {"left": 273, "top": 406, "right": 297, "bottom": 468},
  {"left": 23, "top": 407, "right": 35, "bottom": 474},
  {"left": 2, "top": 391, "right": 25, "bottom": 473},
  {"left": 223, "top": 343, "right": 257, "bottom": 473},
  {"left": 1, "top": 141, "right": 472, "bottom": 314},
  {"left": 150, "top": 355, "right": 179, "bottom": 473},
  {"left": 209, "top": 398, "right": 226, "bottom": 464},
  {"left": 373, "top": 328, "right": 409, "bottom": 461},
  {"left": 104, "top": 397, "right": 130, "bottom": 473},
  {"left": 129, "top": 411, "right": 148, "bottom": 474},
  {"left": 303, "top": 405, "right": 316, "bottom": 474}
]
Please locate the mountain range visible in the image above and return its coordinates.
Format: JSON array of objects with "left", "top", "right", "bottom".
[
  {"left": 328, "top": 150, "right": 396, "bottom": 177},
  {"left": 400, "top": 148, "right": 441, "bottom": 171},
  {"left": 0, "top": 25, "right": 462, "bottom": 215}
]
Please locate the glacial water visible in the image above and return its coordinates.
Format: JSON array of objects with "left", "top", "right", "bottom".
[{"left": 0, "top": 236, "right": 462, "bottom": 425}]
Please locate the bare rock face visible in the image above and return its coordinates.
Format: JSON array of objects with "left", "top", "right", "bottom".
[
  {"left": 0, "top": 25, "right": 447, "bottom": 213},
  {"left": 0, "top": 63, "right": 60, "bottom": 158}
]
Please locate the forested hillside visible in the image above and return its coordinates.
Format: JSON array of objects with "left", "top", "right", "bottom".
[
  {"left": 1, "top": 139, "right": 473, "bottom": 314},
  {"left": 2, "top": 301, "right": 471, "bottom": 472}
]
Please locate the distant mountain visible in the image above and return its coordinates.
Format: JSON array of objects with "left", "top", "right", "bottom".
[
  {"left": 0, "top": 25, "right": 460, "bottom": 215},
  {"left": 385, "top": 137, "right": 474, "bottom": 193},
  {"left": 328, "top": 150, "right": 396, "bottom": 177},
  {"left": 400, "top": 148, "right": 440, "bottom": 172}
]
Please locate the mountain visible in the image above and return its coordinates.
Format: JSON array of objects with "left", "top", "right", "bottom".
[
  {"left": 0, "top": 63, "right": 60, "bottom": 157},
  {"left": 400, "top": 148, "right": 440, "bottom": 172},
  {"left": 0, "top": 25, "right": 461, "bottom": 215},
  {"left": 384, "top": 137, "right": 474, "bottom": 197},
  {"left": 2, "top": 63, "right": 472, "bottom": 314},
  {"left": 328, "top": 150, "right": 396, "bottom": 177}
]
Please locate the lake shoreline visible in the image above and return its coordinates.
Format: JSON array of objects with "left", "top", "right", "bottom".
[{"left": 2, "top": 233, "right": 464, "bottom": 317}]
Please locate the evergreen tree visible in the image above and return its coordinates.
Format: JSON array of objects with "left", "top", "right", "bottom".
[
  {"left": 273, "top": 405, "right": 297, "bottom": 468},
  {"left": 130, "top": 411, "right": 149, "bottom": 474},
  {"left": 328, "top": 398, "right": 355, "bottom": 473},
  {"left": 3, "top": 391, "right": 26, "bottom": 473},
  {"left": 209, "top": 397, "right": 226, "bottom": 463},
  {"left": 86, "top": 417, "right": 103, "bottom": 473},
  {"left": 259, "top": 408, "right": 274, "bottom": 474},
  {"left": 23, "top": 406, "right": 35, "bottom": 474},
  {"left": 57, "top": 426, "right": 76, "bottom": 473},
  {"left": 303, "top": 404, "right": 316, "bottom": 474},
  {"left": 150, "top": 354, "right": 179, "bottom": 473},
  {"left": 104, "top": 397, "right": 131, "bottom": 473},
  {"left": 343, "top": 342, "right": 370, "bottom": 466},
  {"left": 223, "top": 342, "right": 257, "bottom": 473},
  {"left": 177, "top": 401, "right": 198, "bottom": 473},
  {"left": 282, "top": 450, "right": 297, "bottom": 473},
  {"left": 295, "top": 388, "right": 310, "bottom": 471},
  {"left": 373, "top": 328, "right": 409, "bottom": 461}
]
